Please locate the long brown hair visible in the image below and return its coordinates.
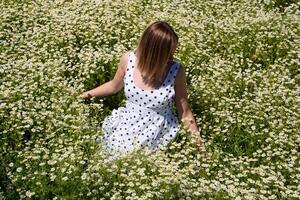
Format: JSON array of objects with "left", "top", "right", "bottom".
[{"left": 135, "top": 20, "right": 178, "bottom": 88}]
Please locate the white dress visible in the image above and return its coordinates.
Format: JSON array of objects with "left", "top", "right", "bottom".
[{"left": 100, "top": 50, "right": 181, "bottom": 160}]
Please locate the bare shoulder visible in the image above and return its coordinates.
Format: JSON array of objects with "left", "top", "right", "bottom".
[
  {"left": 119, "top": 51, "right": 131, "bottom": 71},
  {"left": 111, "top": 51, "right": 132, "bottom": 91},
  {"left": 121, "top": 51, "right": 130, "bottom": 61}
]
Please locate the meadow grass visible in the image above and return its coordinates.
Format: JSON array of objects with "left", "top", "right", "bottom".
[{"left": 0, "top": 0, "right": 299, "bottom": 199}]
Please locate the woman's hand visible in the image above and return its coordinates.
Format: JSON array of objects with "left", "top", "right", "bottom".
[
  {"left": 180, "top": 118, "right": 211, "bottom": 159},
  {"left": 190, "top": 130, "right": 205, "bottom": 150},
  {"left": 81, "top": 91, "right": 93, "bottom": 99},
  {"left": 190, "top": 130, "right": 212, "bottom": 160}
]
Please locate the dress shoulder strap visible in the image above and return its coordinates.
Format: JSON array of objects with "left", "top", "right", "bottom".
[
  {"left": 167, "top": 60, "right": 181, "bottom": 84},
  {"left": 126, "top": 51, "right": 135, "bottom": 72},
  {"left": 124, "top": 51, "right": 135, "bottom": 85}
]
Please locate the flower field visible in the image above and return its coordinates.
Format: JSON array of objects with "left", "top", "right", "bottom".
[{"left": 0, "top": 0, "right": 299, "bottom": 199}]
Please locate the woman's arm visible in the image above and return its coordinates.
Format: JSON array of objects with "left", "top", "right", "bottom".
[
  {"left": 174, "top": 64, "right": 199, "bottom": 132},
  {"left": 81, "top": 52, "right": 129, "bottom": 99},
  {"left": 174, "top": 64, "right": 205, "bottom": 148},
  {"left": 81, "top": 81, "right": 117, "bottom": 99}
]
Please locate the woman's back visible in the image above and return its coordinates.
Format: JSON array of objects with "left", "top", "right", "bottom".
[
  {"left": 124, "top": 51, "right": 180, "bottom": 111},
  {"left": 101, "top": 50, "right": 181, "bottom": 160}
]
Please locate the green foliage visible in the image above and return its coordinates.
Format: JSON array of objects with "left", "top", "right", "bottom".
[{"left": 0, "top": 0, "right": 299, "bottom": 199}]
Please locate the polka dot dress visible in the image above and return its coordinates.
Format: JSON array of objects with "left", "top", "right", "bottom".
[{"left": 100, "top": 50, "right": 181, "bottom": 160}]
